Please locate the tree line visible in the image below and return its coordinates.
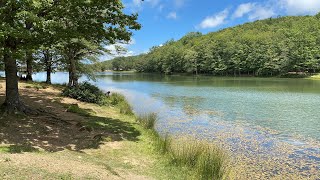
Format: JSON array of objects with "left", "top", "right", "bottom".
[
  {"left": 0, "top": 0, "right": 140, "bottom": 114},
  {"left": 101, "top": 14, "right": 320, "bottom": 76}
]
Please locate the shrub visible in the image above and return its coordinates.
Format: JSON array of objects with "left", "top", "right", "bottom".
[
  {"left": 109, "top": 93, "right": 126, "bottom": 106},
  {"left": 62, "top": 82, "right": 108, "bottom": 105}
]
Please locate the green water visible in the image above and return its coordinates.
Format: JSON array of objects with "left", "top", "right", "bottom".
[
  {"left": 33, "top": 72, "right": 320, "bottom": 140},
  {"left": 33, "top": 72, "right": 320, "bottom": 175},
  {"left": 95, "top": 73, "right": 320, "bottom": 140}
]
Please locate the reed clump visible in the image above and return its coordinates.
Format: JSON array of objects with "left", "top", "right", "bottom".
[
  {"left": 109, "top": 93, "right": 133, "bottom": 115},
  {"left": 137, "top": 113, "right": 229, "bottom": 179},
  {"left": 136, "top": 113, "right": 157, "bottom": 129}
]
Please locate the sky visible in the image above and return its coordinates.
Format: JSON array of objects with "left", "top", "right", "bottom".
[{"left": 103, "top": 0, "right": 320, "bottom": 60}]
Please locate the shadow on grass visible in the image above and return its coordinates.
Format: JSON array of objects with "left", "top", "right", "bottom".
[
  {"left": 0, "top": 145, "right": 39, "bottom": 153},
  {"left": 0, "top": 90, "right": 141, "bottom": 153}
]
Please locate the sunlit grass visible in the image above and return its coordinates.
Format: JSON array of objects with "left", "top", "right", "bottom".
[
  {"left": 136, "top": 113, "right": 157, "bottom": 129},
  {"left": 136, "top": 113, "right": 230, "bottom": 179},
  {"left": 309, "top": 73, "right": 320, "bottom": 80},
  {"left": 109, "top": 93, "right": 134, "bottom": 115}
]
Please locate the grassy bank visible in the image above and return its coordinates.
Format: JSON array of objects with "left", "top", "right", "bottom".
[
  {"left": 0, "top": 80, "right": 229, "bottom": 179},
  {"left": 307, "top": 73, "right": 320, "bottom": 80}
]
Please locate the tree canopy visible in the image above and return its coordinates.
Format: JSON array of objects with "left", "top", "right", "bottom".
[
  {"left": 103, "top": 14, "right": 320, "bottom": 77},
  {"left": 0, "top": 0, "right": 141, "bottom": 114}
]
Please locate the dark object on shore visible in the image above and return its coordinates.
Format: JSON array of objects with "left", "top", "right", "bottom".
[
  {"left": 106, "top": 91, "right": 111, "bottom": 97},
  {"left": 19, "top": 75, "right": 28, "bottom": 81}
]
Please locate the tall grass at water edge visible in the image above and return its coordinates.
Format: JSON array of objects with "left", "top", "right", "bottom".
[{"left": 136, "top": 113, "right": 229, "bottom": 180}]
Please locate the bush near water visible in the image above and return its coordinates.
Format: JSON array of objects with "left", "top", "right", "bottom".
[
  {"left": 62, "top": 82, "right": 108, "bottom": 105},
  {"left": 62, "top": 82, "right": 133, "bottom": 115}
]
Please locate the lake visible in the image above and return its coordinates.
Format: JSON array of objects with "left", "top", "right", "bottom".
[{"left": 31, "top": 72, "right": 320, "bottom": 177}]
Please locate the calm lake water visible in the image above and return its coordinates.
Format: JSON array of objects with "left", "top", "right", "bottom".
[{"left": 29, "top": 72, "right": 320, "bottom": 177}]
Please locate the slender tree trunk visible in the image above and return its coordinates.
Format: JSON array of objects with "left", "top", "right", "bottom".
[
  {"left": 46, "top": 69, "right": 51, "bottom": 84},
  {"left": 68, "top": 65, "right": 73, "bottom": 87},
  {"left": 26, "top": 51, "right": 33, "bottom": 81},
  {"left": 44, "top": 50, "right": 52, "bottom": 84},
  {"left": 68, "top": 57, "right": 78, "bottom": 87},
  {"left": 2, "top": 46, "right": 26, "bottom": 114}
]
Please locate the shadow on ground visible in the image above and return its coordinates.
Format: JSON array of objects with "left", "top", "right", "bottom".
[{"left": 0, "top": 85, "right": 141, "bottom": 153}]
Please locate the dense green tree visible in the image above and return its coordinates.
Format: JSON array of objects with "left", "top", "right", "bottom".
[
  {"left": 104, "top": 14, "right": 320, "bottom": 77},
  {"left": 0, "top": 0, "right": 141, "bottom": 114}
]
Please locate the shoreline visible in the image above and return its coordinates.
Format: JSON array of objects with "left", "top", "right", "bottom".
[
  {"left": 0, "top": 79, "right": 319, "bottom": 179},
  {"left": 0, "top": 80, "right": 228, "bottom": 179}
]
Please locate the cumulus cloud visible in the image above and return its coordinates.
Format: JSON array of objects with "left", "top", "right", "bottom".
[
  {"left": 280, "top": 0, "right": 320, "bottom": 15},
  {"left": 248, "top": 5, "right": 275, "bottom": 20},
  {"left": 167, "top": 12, "right": 177, "bottom": 19},
  {"left": 198, "top": 9, "right": 229, "bottom": 29},
  {"left": 129, "top": 0, "right": 162, "bottom": 12},
  {"left": 233, "top": 3, "right": 255, "bottom": 18},
  {"left": 232, "top": 2, "right": 275, "bottom": 20}
]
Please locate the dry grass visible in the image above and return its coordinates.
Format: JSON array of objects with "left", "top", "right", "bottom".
[{"left": 0, "top": 80, "right": 192, "bottom": 179}]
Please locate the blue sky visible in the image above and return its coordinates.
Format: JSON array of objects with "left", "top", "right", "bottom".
[{"left": 103, "top": 0, "right": 320, "bottom": 60}]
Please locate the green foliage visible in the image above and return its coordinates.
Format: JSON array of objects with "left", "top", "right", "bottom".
[
  {"left": 62, "top": 82, "right": 108, "bottom": 105},
  {"left": 105, "top": 15, "right": 320, "bottom": 77},
  {"left": 109, "top": 93, "right": 133, "bottom": 115},
  {"left": 62, "top": 83, "right": 134, "bottom": 115},
  {"left": 118, "top": 101, "right": 134, "bottom": 115}
]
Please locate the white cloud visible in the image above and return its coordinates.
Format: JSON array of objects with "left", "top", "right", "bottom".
[
  {"left": 280, "top": 0, "right": 320, "bottom": 15},
  {"left": 233, "top": 3, "right": 255, "bottom": 18},
  {"left": 128, "top": 0, "right": 162, "bottom": 12},
  {"left": 248, "top": 6, "right": 275, "bottom": 20},
  {"left": 167, "top": 12, "right": 177, "bottom": 19},
  {"left": 174, "top": 0, "right": 186, "bottom": 8},
  {"left": 198, "top": 9, "right": 229, "bottom": 29},
  {"left": 231, "top": 2, "right": 275, "bottom": 21}
]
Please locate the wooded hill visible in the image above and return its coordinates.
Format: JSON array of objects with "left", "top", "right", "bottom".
[{"left": 100, "top": 13, "right": 320, "bottom": 76}]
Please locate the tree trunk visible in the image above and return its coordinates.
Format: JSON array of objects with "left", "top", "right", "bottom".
[
  {"left": 44, "top": 50, "right": 52, "bottom": 84},
  {"left": 2, "top": 47, "right": 26, "bottom": 114},
  {"left": 26, "top": 51, "right": 33, "bottom": 81},
  {"left": 68, "top": 57, "right": 78, "bottom": 87},
  {"left": 46, "top": 67, "right": 52, "bottom": 84}
]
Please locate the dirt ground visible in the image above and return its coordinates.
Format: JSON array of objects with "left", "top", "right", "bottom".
[{"left": 0, "top": 80, "right": 160, "bottom": 179}]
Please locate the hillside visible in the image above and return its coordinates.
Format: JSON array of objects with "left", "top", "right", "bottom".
[{"left": 100, "top": 14, "right": 320, "bottom": 77}]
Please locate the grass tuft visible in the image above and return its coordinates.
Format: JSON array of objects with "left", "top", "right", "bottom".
[
  {"left": 136, "top": 113, "right": 229, "bottom": 179},
  {"left": 160, "top": 136, "right": 228, "bottom": 180},
  {"left": 109, "top": 93, "right": 134, "bottom": 115},
  {"left": 136, "top": 113, "right": 157, "bottom": 129}
]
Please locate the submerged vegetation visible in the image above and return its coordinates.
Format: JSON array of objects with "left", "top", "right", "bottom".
[{"left": 100, "top": 14, "right": 320, "bottom": 77}]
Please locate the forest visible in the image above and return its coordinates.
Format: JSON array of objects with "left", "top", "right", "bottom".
[{"left": 99, "top": 13, "right": 320, "bottom": 77}]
